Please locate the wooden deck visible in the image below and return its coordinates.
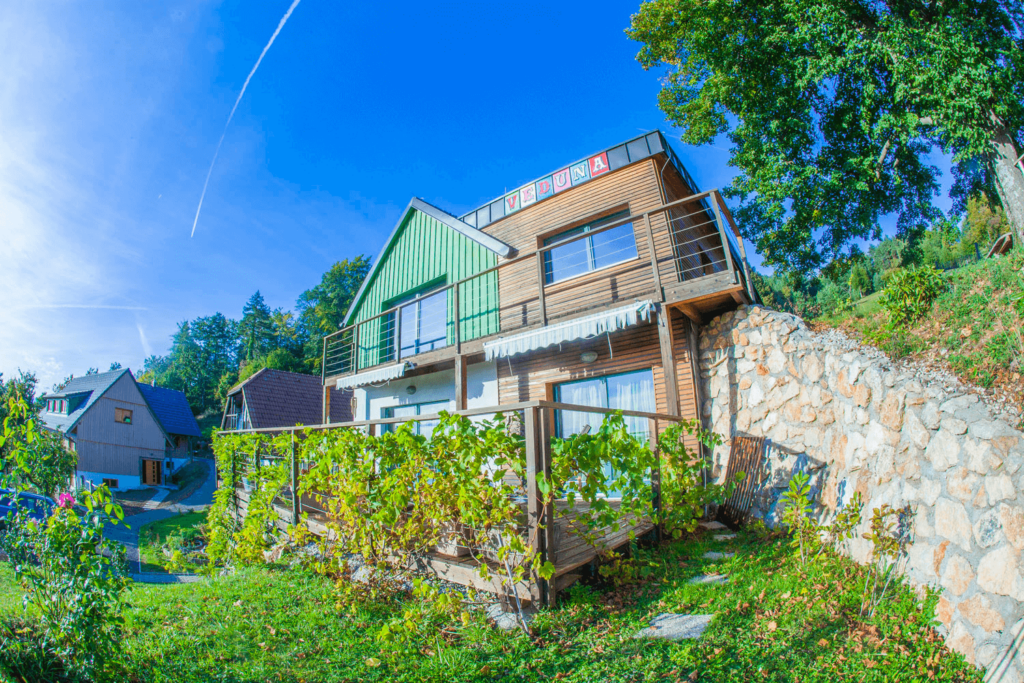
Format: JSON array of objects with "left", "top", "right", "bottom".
[{"left": 223, "top": 400, "right": 682, "bottom": 606}]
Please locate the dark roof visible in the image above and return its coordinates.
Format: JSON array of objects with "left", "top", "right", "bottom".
[
  {"left": 137, "top": 383, "right": 201, "bottom": 437},
  {"left": 40, "top": 369, "right": 131, "bottom": 433},
  {"left": 229, "top": 368, "right": 351, "bottom": 429}
]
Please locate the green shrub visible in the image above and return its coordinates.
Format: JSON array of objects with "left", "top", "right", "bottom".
[{"left": 878, "top": 266, "right": 946, "bottom": 326}]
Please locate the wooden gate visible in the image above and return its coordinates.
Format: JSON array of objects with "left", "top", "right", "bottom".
[{"left": 719, "top": 436, "right": 767, "bottom": 526}]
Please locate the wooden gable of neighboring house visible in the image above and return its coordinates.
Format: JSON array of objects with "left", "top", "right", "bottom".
[
  {"left": 342, "top": 198, "right": 513, "bottom": 370},
  {"left": 49, "top": 370, "right": 172, "bottom": 488}
]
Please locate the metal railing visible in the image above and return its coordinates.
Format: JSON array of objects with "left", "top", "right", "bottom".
[{"left": 323, "top": 189, "right": 751, "bottom": 381}]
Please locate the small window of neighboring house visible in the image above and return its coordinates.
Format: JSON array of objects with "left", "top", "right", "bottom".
[
  {"left": 115, "top": 408, "right": 133, "bottom": 425},
  {"left": 543, "top": 210, "right": 638, "bottom": 284},
  {"left": 102, "top": 478, "right": 119, "bottom": 489}
]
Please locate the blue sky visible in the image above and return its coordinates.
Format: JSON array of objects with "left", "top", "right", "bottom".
[{"left": 0, "top": 0, "right": 951, "bottom": 393}]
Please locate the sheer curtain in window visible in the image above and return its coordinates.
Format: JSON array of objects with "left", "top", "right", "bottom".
[
  {"left": 556, "top": 378, "right": 606, "bottom": 438},
  {"left": 606, "top": 371, "right": 655, "bottom": 440}
]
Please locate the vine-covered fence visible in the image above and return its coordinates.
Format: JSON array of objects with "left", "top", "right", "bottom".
[{"left": 210, "top": 400, "right": 726, "bottom": 607}]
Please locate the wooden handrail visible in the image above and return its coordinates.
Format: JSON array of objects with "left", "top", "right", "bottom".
[{"left": 217, "top": 399, "right": 692, "bottom": 436}]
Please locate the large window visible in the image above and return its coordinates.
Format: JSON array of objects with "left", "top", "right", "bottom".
[
  {"left": 383, "top": 400, "right": 452, "bottom": 438},
  {"left": 543, "top": 210, "right": 638, "bottom": 284},
  {"left": 555, "top": 368, "right": 656, "bottom": 497},
  {"left": 383, "top": 286, "right": 449, "bottom": 361},
  {"left": 555, "top": 368, "right": 655, "bottom": 440}
]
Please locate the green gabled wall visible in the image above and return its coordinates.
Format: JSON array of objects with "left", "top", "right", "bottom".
[{"left": 351, "top": 208, "right": 499, "bottom": 369}]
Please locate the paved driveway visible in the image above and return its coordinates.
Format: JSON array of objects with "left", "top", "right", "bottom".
[{"left": 105, "top": 459, "right": 215, "bottom": 583}]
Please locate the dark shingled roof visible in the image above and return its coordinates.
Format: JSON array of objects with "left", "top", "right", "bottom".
[
  {"left": 137, "top": 383, "right": 201, "bottom": 437},
  {"left": 229, "top": 368, "right": 351, "bottom": 429},
  {"left": 40, "top": 369, "right": 131, "bottom": 433}
]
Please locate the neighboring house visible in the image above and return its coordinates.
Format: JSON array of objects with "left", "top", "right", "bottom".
[
  {"left": 323, "top": 130, "right": 758, "bottom": 446},
  {"left": 136, "top": 382, "right": 201, "bottom": 468},
  {"left": 220, "top": 368, "right": 352, "bottom": 431},
  {"left": 40, "top": 369, "right": 175, "bottom": 491}
]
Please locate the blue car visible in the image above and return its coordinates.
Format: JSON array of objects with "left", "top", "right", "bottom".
[{"left": 0, "top": 489, "right": 56, "bottom": 529}]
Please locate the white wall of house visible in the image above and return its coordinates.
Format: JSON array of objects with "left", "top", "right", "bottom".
[
  {"left": 76, "top": 470, "right": 142, "bottom": 492},
  {"left": 354, "top": 361, "right": 498, "bottom": 421}
]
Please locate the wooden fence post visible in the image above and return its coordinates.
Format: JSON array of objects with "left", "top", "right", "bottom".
[
  {"left": 524, "top": 406, "right": 544, "bottom": 605},
  {"left": 539, "top": 406, "right": 556, "bottom": 606},
  {"left": 290, "top": 433, "right": 301, "bottom": 525},
  {"left": 231, "top": 449, "right": 239, "bottom": 524},
  {"left": 650, "top": 418, "right": 663, "bottom": 544}
]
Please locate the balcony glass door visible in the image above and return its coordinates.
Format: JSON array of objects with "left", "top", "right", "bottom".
[{"left": 387, "top": 286, "right": 449, "bottom": 361}]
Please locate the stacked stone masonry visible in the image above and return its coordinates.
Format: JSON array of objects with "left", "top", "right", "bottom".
[{"left": 700, "top": 304, "right": 1024, "bottom": 680}]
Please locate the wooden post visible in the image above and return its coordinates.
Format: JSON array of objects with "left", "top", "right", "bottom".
[
  {"left": 231, "top": 449, "right": 239, "bottom": 523},
  {"left": 524, "top": 406, "right": 544, "bottom": 605},
  {"left": 710, "top": 193, "right": 736, "bottom": 281},
  {"left": 686, "top": 317, "right": 708, "bottom": 460},
  {"left": 454, "top": 354, "right": 468, "bottom": 412},
  {"left": 657, "top": 305, "right": 680, "bottom": 417},
  {"left": 322, "top": 384, "right": 331, "bottom": 424},
  {"left": 290, "top": 433, "right": 300, "bottom": 525},
  {"left": 393, "top": 306, "right": 403, "bottom": 363},
  {"left": 539, "top": 406, "right": 556, "bottom": 606},
  {"left": 643, "top": 213, "right": 664, "bottom": 301},
  {"left": 535, "top": 251, "right": 548, "bottom": 327},
  {"left": 352, "top": 323, "right": 360, "bottom": 374},
  {"left": 452, "top": 284, "right": 461, "bottom": 353},
  {"left": 650, "top": 418, "right": 663, "bottom": 544}
]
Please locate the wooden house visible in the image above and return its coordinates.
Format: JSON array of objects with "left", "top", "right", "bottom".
[
  {"left": 40, "top": 369, "right": 181, "bottom": 491},
  {"left": 230, "top": 131, "right": 757, "bottom": 604},
  {"left": 220, "top": 368, "right": 352, "bottom": 431},
  {"left": 325, "top": 130, "right": 756, "bottom": 442}
]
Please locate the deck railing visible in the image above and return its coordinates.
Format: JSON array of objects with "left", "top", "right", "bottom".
[
  {"left": 219, "top": 400, "right": 696, "bottom": 606},
  {"left": 322, "top": 190, "right": 752, "bottom": 382}
]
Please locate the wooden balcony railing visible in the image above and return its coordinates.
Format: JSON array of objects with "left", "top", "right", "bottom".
[
  {"left": 218, "top": 400, "right": 694, "bottom": 606},
  {"left": 322, "top": 189, "right": 753, "bottom": 383}
]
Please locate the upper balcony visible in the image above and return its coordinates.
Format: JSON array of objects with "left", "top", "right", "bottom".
[{"left": 322, "top": 188, "right": 755, "bottom": 387}]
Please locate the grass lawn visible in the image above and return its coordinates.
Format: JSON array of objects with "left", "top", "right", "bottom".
[
  {"left": 137, "top": 512, "right": 207, "bottom": 574},
  {"left": 0, "top": 529, "right": 979, "bottom": 682}
]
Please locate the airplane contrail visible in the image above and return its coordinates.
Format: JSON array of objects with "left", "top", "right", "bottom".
[{"left": 191, "top": 0, "right": 303, "bottom": 238}]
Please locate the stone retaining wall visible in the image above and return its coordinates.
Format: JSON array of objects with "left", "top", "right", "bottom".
[{"left": 700, "top": 304, "right": 1024, "bottom": 679}]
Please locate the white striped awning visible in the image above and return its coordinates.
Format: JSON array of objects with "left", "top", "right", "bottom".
[
  {"left": 483, "top": 300, "right": 655, "bottom": 361},
  {"left": 335, "top": 362, "right": 409, "bottom": 390}
]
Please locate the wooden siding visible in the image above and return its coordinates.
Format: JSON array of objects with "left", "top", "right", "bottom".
[
  {"left": 495, "top": 312, "right": 700, "bottom": 452},
  {"left": 349, "top": 208, "right": 499, "bottom": 368},
  {"left": 482, "top": 159, "right": 671, "bottom": 332},
  {"left": 72, "top": 373, "right": 168, "bottom": 477}
]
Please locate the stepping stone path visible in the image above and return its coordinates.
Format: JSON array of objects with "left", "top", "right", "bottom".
[
  {"left": 702, "top": 551, "right": 735, "bottom": 560},
  {"left": 699, "top": 521, "right": 728, "bottom": 531},
  {"left": 688, "top": 573, "right": 728, "bottom": 585},
  {"left": 634, "top": 613, "right": 714, "bottom": 641},
  {"left": 714, "top": 534, "right": 736, "bottom": 541}
]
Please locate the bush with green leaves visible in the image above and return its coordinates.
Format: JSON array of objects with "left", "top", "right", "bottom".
[
  {"left": 0, "top": 396, "right": 131, "bottom": 681},
  {"left": 878, "top": 266, "right": 946, "bottom": 326},
  {"left": 206, "top": 410, "right": 728, "bottom": 627}
]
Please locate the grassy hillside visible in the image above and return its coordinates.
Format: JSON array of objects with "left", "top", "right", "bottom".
[
  {"left": 0, "top": 531, "right": 977, "bottom": 682},
  {"left": 818, "top": 249, "right": 1024, "bottom": 421}
]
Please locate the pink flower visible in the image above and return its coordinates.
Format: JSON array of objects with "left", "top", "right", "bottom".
[{"left": 57, "top": 493, "right": 76, "bottom": 509}]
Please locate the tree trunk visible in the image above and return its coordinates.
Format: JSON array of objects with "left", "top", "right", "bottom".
[{"left": 991, "top": 128, "right": 1024, "bottom": 245}]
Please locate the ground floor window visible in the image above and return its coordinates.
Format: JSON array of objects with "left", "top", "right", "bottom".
[
  {"left": 554, "top": 368, "right": 655, "bottom": 440},
  {"left": 383, "top": 400, "right": 452, "bottom": 438},
  {"left": 102, "top": 478, "right": 119, "bottom": 489}
]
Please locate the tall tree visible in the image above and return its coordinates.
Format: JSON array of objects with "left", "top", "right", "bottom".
[
  {"left": 629, "top": 0, "right": 1024, "bottom": 272},
  {"left": 296, "top": 257, "right": 372, "bottom": 370},
  {"left": 237, "top": 291, "right": 275, "bottom": 362}
]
